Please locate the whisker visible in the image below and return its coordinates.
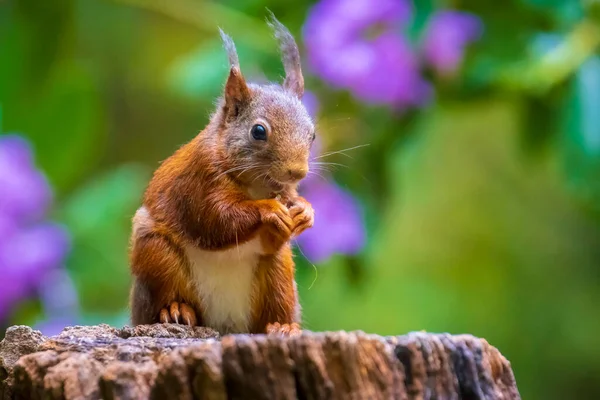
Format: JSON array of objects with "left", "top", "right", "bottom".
[
  {"left": 311, "top": 162, "right": 349, "bottom": 169},
  {"left": 310, "top": 166, "right": 334, "bottom": 174},
  {"left": 293, "top": 241, "right": 318, "bottom": 290},
  {"left": 313, "top": 144, "right": 370, "bottom": 160},
  {"left": 309, "top": 167, "right": 333, "bottom": 174},
  {"left": 214, "top": 163, "right": 263, "bottom": 181},
  {"left": 235, "top": 165, "right": 262, "bottom": 179},
  {"left": 252, "top": 172, "right": 269, "bottom": 185},
  {"left": 306, "top": 171, "right": 327, "bottom": 181},
  {"left": 247, "top": 169, "right": 263, "bottom": 183}
]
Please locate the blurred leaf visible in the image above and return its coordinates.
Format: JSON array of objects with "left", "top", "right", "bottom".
[
  {"left": 0, "top": 0, "right": 74, "bottom": 90},
  {"left": 0, "top": 5, "right": 26, "bottom": 102},
  {"left": 520, "top": 91, "right": 564, "bottom": 156},
  {"left": 4, "top": 61, "right": 105, "bottom": 193},
  {"left": 498, "top": 19, "right": 600, "bottom": 95},
  {"left": 7, "top": 298, "right": 43, "bottom": 329},
  {"left": 114, "top": 0, "right": 274, "bottom": 52},
  {"left": 460, "top": 0, "right": 550, "bottom": 82},
  {"left": 58, "top": 164, "right": 150, "bottom": 313},
  {"left": 522, "top": 0, "right": 584, "bottom": 27},
  {"left": 573, "top": 56, "right": 600, "bottom": 155},
  {"left": 561, "top": 55, "right": 600, "bottom": 213},
  {"left": 529, "top": 32, "right": 562, "bottom": 58},
  {"left": 168, "top": 40, "right": 229, "bottom": 100},
  {"left": 407, "top": 0, "right": 434, "bottom": 42},
  {"left": 168, "top": 33, "right": 283, "bottom": 100}
]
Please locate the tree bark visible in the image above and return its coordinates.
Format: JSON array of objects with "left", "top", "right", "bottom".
[{"left": 0, "top": 324, "right": 520, "bottom": 399}]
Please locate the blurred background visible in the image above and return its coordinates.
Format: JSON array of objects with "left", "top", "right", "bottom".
[{"left": 1, "top": 0, "right": 600, "bottom": 398}]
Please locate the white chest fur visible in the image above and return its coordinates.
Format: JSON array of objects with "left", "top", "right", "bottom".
[{"left": 184, "top": 238, "right": 263, "bottom": 334}]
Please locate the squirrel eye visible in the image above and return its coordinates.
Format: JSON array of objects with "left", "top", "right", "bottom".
[
  {"left": 251, "top": 124, "right": 267, "bottom": 141},
  {"left": 311, "top": 131, "right": 316, "bottom": 142}
]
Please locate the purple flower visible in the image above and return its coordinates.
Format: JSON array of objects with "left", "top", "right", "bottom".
[
  {"left": 302, "top": 91, "right": 320, "bottom": 120},
  {"left": 297, "top": 179, "right": 366, "bottom": 263},
  {"left": 295, "top": 92, "right": 366, "bottom": 263},
  {"left": 0, "top": 136, "right": 52, "bottom": 224},
  {"left": 421, "top": 10, "right": 483, "bottom": 75},
  {"left": 0, "top": 134, "right": 71, "bottom": 322},
  {"left": 304, "top": 0, "right": 431, "bottom": 108}
]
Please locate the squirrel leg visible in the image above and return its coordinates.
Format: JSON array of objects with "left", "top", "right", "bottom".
[
  {"left": 251, "top": 246, "right": 301, "bottom": 336},
  {"left": 130, "top": 228, "right": 201, "bottom": 326}
]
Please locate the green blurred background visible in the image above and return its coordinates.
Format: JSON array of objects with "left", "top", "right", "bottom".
[{"left": 2, "top": 0, "right": 600, "bottom": 398}]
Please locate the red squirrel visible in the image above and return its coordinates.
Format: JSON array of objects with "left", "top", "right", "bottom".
[{"left": 128, "top": 13, "right": 314, "bottom": 336}]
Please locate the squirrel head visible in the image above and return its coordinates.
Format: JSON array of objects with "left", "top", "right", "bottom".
[{"left": 214, "top": 12, "right": 315, "bottom": 196}]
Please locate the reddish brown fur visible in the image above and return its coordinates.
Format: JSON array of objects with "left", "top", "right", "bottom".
[
  {"left": 129, "top": 15, "right": 313, "bottom": 334},
  {"left": 251, "top": 245, "right": 299, "bottom": 332},
  {"left": 129, "top": 132, "right": 305, "bottom": 332}
]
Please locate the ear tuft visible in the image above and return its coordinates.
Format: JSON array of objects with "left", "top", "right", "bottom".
[
  {"left": 266, "top": 10, "right": 304, "bottom": 98},
  {"left": 219, "top": 29, "right": 249, "bottom": 118},
  {"left": 219, "top": 28, "right": 240, "bottom": 68}
]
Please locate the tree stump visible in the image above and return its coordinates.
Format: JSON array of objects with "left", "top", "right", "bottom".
[{"left": 0, "top": 324, "right": 520, "bottom": 399}]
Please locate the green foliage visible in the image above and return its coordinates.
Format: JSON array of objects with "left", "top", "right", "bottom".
[
  {"left": 58, "top": 164, "right": 150, "bottom": 313},
  {"left": 13, "top": 64, "right": 104, "bottom": 191},
  {"left": 562, "top": 56, "right": 600, "bottom": 214},
  {"left": 168, "top": 40, "right": 230, "bottom": 100}
]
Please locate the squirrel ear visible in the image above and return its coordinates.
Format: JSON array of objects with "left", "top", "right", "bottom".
[
  {"left": 266, "top": 10, "right": 304, "bottom": 99},
  {"left": 219, "top": 28, "right": 250, "bottom": 117},
  {"left": 224, "top": 66, "right": 250, "bottom": 117}
]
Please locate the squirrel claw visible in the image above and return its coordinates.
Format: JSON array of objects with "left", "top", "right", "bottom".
[
  {"left": 266, "top": 322, "right": 301, "bottom": 337},
  {"left": 170, "top": 302, "right": 180, "bottom": 324},
  {"left": 159, "top": 302, "right": 197, "bottom": 326},
  {"left": 180, "top": 303, "right": 197, "bottom": 326},
  {"left": 159, "top": 308, "right": 170, "bottom": 324}
]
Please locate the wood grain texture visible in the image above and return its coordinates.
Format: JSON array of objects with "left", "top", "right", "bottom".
[{"left": 0, "top": 324, "right": 520, "bottom": 400}]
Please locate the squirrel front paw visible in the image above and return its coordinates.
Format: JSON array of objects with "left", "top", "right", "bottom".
[
  {"left": 159, "top": 301, "right": 197, "bottom": 326},
  {"left": 258, "top": 199, "right": 294, "bottom": 252},
  {"left": 287, "top": 196, "right": 314, "bottom": 237}
]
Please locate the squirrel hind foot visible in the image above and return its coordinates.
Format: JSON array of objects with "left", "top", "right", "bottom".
[
  {"left": 266, "top": 322, "right": 301, "bottom": 337},
  {"left": 159, "top": 301, "right": 198, "bottom": 326}
]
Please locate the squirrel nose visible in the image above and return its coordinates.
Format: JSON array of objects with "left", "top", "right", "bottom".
[{"left": 285, "top": 165, "right": 308, "bottom": 181}]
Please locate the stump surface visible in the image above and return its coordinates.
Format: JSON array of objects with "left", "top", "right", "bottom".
[{"left": 0, "top": 324, "right": 520, "bottom": 399}]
